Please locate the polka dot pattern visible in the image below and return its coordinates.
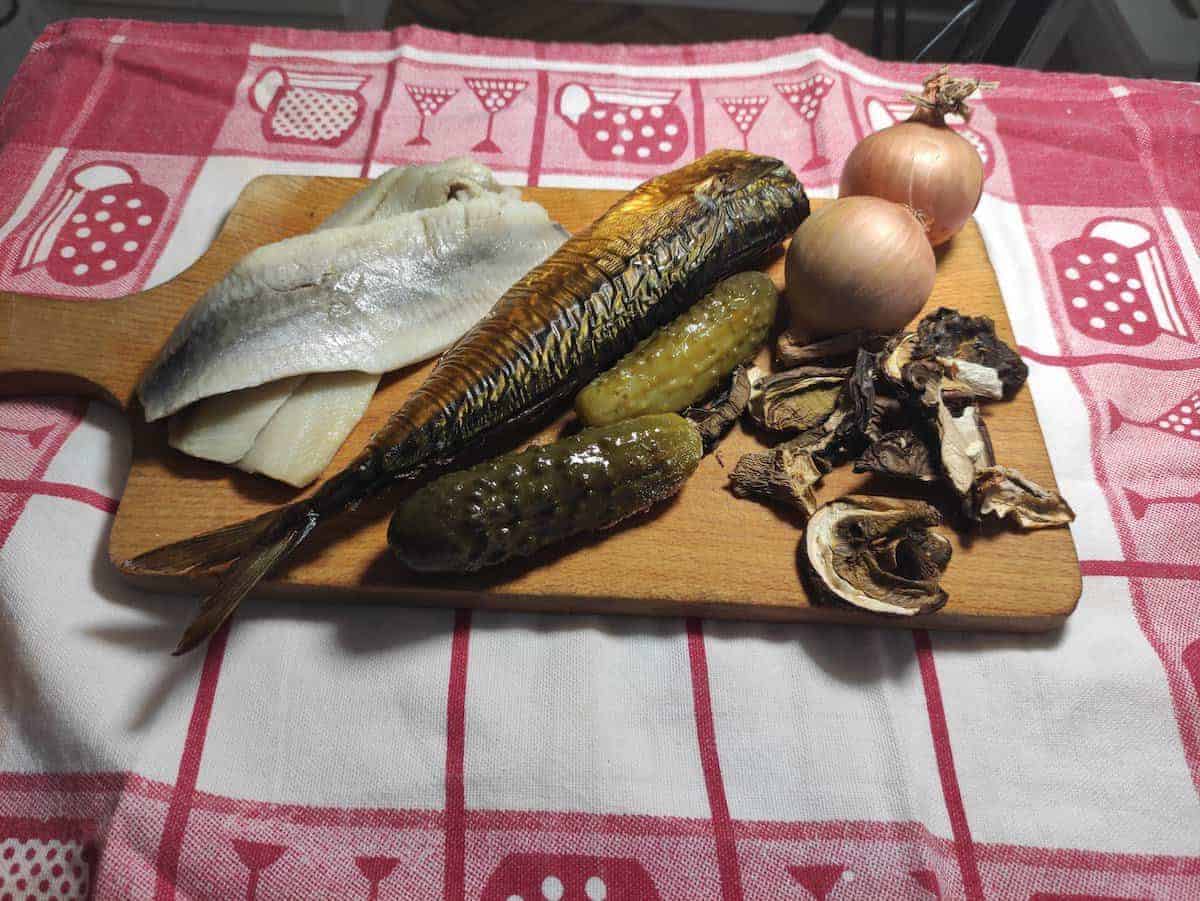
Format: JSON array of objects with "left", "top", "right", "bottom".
[
  {"left": 270, "top": 87, "right": 361, "bottom": 143},
  {"left": 774, "top": 73, "right": 834, "bottom": 122},
  {"left": 464, "top": 78, "right": 528, "bottom": 114},
  {"left": 716, "top": 95, "right": 769, "bottom": 135},
  {"left": 572, "top": 90, "right": 688, "bottom": 164},
  {"left": 1052, "top": 234, "right": 1166, "bottom": 346},
  {"left": 46, "top": 174, "right": 166, "bottom": 287},
  {"left": 1148, "top": 391, "right": 1200, "bottom": 442},
  {"left": 0, "top": 839, "right": 88, "bottom": 901},
  {"left": 405, "top": 83, "right": 457, "bottom": 118}
]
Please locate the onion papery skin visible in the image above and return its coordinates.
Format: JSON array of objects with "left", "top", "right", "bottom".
[
  {"left": 784, "top": 196, "right": 936, "bottom": 338},
  {"left": 839, "top": 121, "right": 983, "bottom": 246}
]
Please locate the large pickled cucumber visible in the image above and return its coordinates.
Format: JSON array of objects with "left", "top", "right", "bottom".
[
  {"left": 389, "top": 413, "right": 702, "bottom": 572},
  {"left": 575, "top": 271, "right": 778, "bottom": 427}
]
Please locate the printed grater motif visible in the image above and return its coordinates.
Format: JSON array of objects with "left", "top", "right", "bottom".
[
  {"left": 1052, "top": 218, "right": 1190, "bottom": 346},
  {"left": 14, "top": 161, "right": 167, "bottom": 287}
]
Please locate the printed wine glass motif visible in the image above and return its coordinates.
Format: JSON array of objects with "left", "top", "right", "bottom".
[
  {"left": 556, "top": 82, "right": 688, "bottom": 164},
  {"left": 14, "top": 161, "right": 167, "bottom": 288},
  {"left": 232, "top": 839, "right": 287, "bottom": 901},
  {"left": 717, "top": 96, "right": 769, "bottom": 150},
  {"left": 354, "top": 856, "right": 401, "bottom": 901},
  {"left": 1124, "top": 487, "right": 1200, "bottom": 519},
  {"left": 404, "top": 84, "right": 457, "bottom": 146},
  {"left": 1108, "top": 388, "right": 1200, "bottom": 441},
  {"left": 481, "top": 853, "right": 661, "bottom": 900},
  {"left": 463, "top": 77, "right": 528, "bottom": 152},
  {"left": 250, "top": 67, "right": 369, "bottom": 148},
  {"left": 774, "top": 73, "right": 836, "bottom": 171},
  {"left": 863, "top": 95, "right": 996, "bottom": 178},
  {"left": 0, "top": 423, "right": 55, "bottom": 447},
  {"left": 788, "top": 864, "right": 847, "bottom": 901},
  {"left": 1052, "top": 218, "right": 1190, "bottom": 346}
]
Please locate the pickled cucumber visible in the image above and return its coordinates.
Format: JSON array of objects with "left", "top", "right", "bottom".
[
  {"left": 575, "top": 271, "right": 778, "bottom": 427},
  {"left": 389, "top": 413, "right": 702, "bottom": 572}
]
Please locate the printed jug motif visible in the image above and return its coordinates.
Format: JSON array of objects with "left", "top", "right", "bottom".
[
  {"left": 557, "top": 82, "right": 688, "bottom": 164},
  {"left": 14, "top": 161, "right": 167, "bottom": 287},
  {"left": 251, "top": 67, "right": 369, "bottom": 147}
]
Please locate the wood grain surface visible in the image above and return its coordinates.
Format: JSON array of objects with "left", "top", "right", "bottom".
[{"left": 0, "top": 176, "right": 1081, "bottom": 631}]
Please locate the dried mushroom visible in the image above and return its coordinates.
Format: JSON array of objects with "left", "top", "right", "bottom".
[
  {"left": 800, "top": 495, "right": 951, "bottom": 616},
  {"left": 846, "top": 348, "right": 885, "bottom": 442},
  {"left": 686, "top": 365, "right": 752, "bottom": 452},
  {"left": 934, "top": 401, "right": 995, "bottom": 496},
  {"left": 970, "top": 466, "right": 1076, "bottom": 528},
  {"left": 914, "top": 308, "right": 1028, "bottom": 397},
  {"left": 730, "top": 437, "right": 836, "bottom": 515},
  {"left": 854, "top": 429, "right": 938, "bottom": 482},
  {"left": 776, "top": 329, "right": 885, "bottom": 368},
  {"left": 939, "top": 358, "right": 1004, "bottom": 401},
  {"left": 748, "top": 365, "right": 849, "bottom": 433}
]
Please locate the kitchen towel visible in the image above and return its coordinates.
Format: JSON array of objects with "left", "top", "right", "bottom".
[{"left": 2, "top": 18, "right": 1199, "bottom": 899}]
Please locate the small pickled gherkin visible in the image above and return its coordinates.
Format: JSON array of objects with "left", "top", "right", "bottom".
[
  {"left": 575, "top": 271, "right": 778, "bottom": 427},
  {"left": 388, "top": 413, "right": 702, "bottom": 572}
]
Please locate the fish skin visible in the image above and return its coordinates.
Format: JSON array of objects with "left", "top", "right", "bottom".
[
  {"left": 138, "top": 194, "right": 568, "bottom": 421},
  {"left": 132, "top": 150, "right": 810, "bottom": 654},
  {"left": 165, "top": 159, "right": 525, "bottom": 476}
]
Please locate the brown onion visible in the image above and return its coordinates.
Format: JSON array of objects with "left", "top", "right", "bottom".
[
  {"left": 839, "top": 67, "right": 987, "bottom": 246},
  {"left": 784, "top": 196, "right": 935, "bottom": 338}
]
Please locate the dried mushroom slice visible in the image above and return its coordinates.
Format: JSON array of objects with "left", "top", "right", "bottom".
[
  {"left": 915, "top": 307, "right": 1028, "bottom": 397},
  {"left": 730, "top": 436, "right": 836, "bottom": 515},
  {"left": 939, "top": 358, "right": 1004, "bottom": 401},
  {"left": 847, "top": 348, "right": 884, "bottom": 441},
  {"left": 932, "top": 399, "right": 995, "bottom": 497},
  {"left": 800, "top": 495, "right": 951, "bottom": 616},
  {"left": 686, "top": 365, "right": 752, "bottom": 452},
  {"left": 970, "top": 466, "right": 1075, "bottom": 528},
  {"left": 748, "top": 366, "right": 849, "bottom": 433},
  {"left": 776, "top": 329, "right": 886, "bottom": 368},
  {"left": 880, "top": 332, "right": 918, "bottom": 386},
  {"left": 854, "top": 429, "right": 939, "bottom": 482}
]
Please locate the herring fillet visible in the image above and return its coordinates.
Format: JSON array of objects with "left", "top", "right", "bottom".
[
  {"left": 139, "top": 192, "right": 568, "bottom": 421},
  {"left": 168, "top": 376, "right": 304, "bottom": 463},
  {"left": 236, "top": 371, "right": 380, "bottom": 487},
  {"left": 167, "top": 160, "right": 527, "bottom": 480}
]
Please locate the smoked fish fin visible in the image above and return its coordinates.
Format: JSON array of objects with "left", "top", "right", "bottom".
[
  {"left": 125, "top": 509, "right": 281, "bottom": 573},
  {"left": 170, "top": 511, "right": 319, "bottom": 656}
]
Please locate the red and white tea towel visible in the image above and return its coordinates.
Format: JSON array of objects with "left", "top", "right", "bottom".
[{"left": 2, "top": 19, "right": 1199, "bottom": 899}]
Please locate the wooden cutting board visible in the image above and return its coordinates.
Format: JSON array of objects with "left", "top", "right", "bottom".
[{"left": 0, "top": 177, "right": 1081, "bottom": 631}]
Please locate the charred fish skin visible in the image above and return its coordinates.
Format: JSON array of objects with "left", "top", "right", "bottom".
[{"left": 352, "top": 150, "right": 808, "bottom": 488}]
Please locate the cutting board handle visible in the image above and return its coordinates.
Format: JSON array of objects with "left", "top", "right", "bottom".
[{"left": 0, "top": 290, "right": 148, "bottom": 411}]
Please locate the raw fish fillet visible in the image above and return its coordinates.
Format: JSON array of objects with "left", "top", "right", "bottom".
[{"left": 236, "top": 371, "right": 379, "bottom": 487}]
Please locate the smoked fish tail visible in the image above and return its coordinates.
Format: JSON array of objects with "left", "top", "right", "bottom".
[{"left": 142, "top": 150, "right": 807, "bottom": 654}]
